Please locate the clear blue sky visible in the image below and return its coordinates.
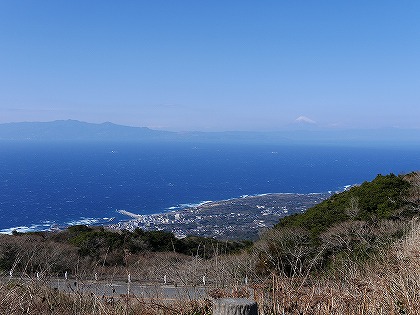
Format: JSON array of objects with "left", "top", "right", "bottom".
[{"left": 1, "top": 1, "right": 419, "bottom": 131}]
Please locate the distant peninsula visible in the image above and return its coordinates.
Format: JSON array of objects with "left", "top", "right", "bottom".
[{"left": 1, "top": 120, "right": 420, "bottom": 145}]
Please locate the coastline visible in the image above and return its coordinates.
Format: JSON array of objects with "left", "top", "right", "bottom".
[
  {"left": 1, "top": 191, "right": 342, "bottom": 237},
  {"left": 109, "top": 192, "right": 332, "bottom": 240}
]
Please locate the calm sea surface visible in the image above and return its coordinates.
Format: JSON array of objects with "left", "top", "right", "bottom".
[{"left": 0, "top": 141, "right": 419, "bottom": 233}]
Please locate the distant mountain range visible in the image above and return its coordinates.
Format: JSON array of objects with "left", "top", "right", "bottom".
[
  {"left": 0, "top": 120, "right": 419, "bottom": 145},
  {"left": 0, "top": 120, "right": 173, "bottom": 141}
]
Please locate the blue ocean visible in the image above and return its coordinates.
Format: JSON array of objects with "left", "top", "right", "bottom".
[{"left": 0, "top": 141, "right": 419, "bottom": 233}]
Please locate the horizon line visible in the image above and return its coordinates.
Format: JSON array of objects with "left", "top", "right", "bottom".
[{"left": 1, "top": 119, "right": 420, "bottom": 133}]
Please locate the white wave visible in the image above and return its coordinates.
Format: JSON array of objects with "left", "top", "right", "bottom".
[
  {"left": 0, "top": 224, "right": 49, "bottom": 235},
  {"left": 0, "top": 226, "right": 29, "bottom": 234},
  {"left": 183, "top": 200, "right": 213, "bottom": 208},
  {"left": 251, "top": 192, "right": 296, "bottom": 197},
  {"left": 65, "top": 218, "right": 101, "bottom": 226},
  {"left": 0, "top": 216, "right": 118, "bottom": 235}
]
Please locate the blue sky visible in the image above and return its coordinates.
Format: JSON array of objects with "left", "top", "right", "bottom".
[{"left": 0, "top": 1, "right": 419, "bottom": 131}]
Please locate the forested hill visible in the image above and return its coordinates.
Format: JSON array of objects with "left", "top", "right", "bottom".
[
  {"left": 276, "top": 173, "right": 418, "bottom": 235},
  {"left": 255, "top": 172, "right": 419, "bottom": 276}
]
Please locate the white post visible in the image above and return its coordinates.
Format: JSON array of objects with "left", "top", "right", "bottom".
[
  {"left": 164, "top": 274, "right": 167, "bottom": 285},
  {"left": 245, "top": 275, "right": 248, "bottom": 286},
  {"left": 127, "top": 273, "right": 131, "bottom": 297},
  {"left": 94, "top": 273, "right": 98, "bottom": 281},
  {"left": 202, "top": 275, "right": 206, "bottom": 286},
  {"left": 36, "top": 272, "right": 40, "bottom": 280},
  {"left": 9, "top": 270, "right": 12, "bottom": 279},
  {"left": 64, "top": 271, "right": 68, "bottom": 280}
]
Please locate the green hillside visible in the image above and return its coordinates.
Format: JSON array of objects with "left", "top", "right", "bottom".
[
  {"left": 255, "top": 173, "right": 419, "bottom": 276},
  {"left": 277, "top": 173, "right": 412, "bottom": 235}
]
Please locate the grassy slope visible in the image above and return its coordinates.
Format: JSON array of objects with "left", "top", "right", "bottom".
[{"left": 0, "top": 172, "right": 418, "bottom": 314}]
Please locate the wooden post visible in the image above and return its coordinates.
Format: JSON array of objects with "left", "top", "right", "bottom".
[{"left": 213, "top": 298, "right": 258, "bottom": 315}]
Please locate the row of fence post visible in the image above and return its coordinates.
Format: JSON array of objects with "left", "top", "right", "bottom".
[
  {"left": 13, "top": 270, "right": 250, "bottom": 288},
  {"left": 8, "top": 270, "right": 259, "bottom": 314}
]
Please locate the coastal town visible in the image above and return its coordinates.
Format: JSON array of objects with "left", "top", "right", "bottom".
[{"left": 111, "top": 193, "right": 331, "bottom": 240}]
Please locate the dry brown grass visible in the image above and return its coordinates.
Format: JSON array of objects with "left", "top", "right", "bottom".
[
  {"left": 251, "top": 218, "right": 420, "bottom": 315},
  {"left": 1, "top": 218, "right": 418, "bottom": 315},
  {"left": 0, "top": 279, "right": 212, "bottom": 315},
  {"left": 2, "top": 219, "right": 418, "bottom": 314}
]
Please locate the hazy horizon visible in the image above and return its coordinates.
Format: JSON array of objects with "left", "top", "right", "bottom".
[
  {"left": 1, "top": 1, "right": 419, "bottom": 132},
  {"left": 3, "top": 118, "right": 420, "bottom": 132}
]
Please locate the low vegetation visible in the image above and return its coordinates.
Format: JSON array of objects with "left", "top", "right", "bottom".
[
  {"left": 1, "top": 226, "right": 251, "bottom": 278},
  {"left": 253, "top": 218, "right": 420, "bottom": 314},
  {"left": 0, "top": 172, "right": 418, "bottom": 314},
  {"left": 255, "top": 173, "right": 418, "bottom": 277}
]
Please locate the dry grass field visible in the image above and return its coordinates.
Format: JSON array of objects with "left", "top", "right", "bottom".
[
  {"left": 0, "top": 218, "right": 418, "bottom": 314},
  {"left": 252, "top": 219, "right": 420, "bottom": 315}
]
